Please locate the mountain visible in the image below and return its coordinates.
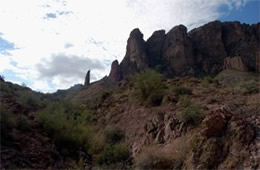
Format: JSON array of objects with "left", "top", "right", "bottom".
[
  {"left": 1, "top": 21, "right": 260, "bottom": 169},
  {"left": 108, "top": 20, "right": 259, "bottom": 82}
]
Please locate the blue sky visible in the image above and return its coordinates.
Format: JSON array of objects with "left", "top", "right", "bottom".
[
  {"left": 220, "top": 0, "right": 260, "bottom": 24},
  {"left": 0, "top": 0, "right": 259, "bottom": 93}
]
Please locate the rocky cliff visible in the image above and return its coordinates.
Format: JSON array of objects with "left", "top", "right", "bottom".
[{"left": 109, "top": 21, "right": 260, "bottom": 81}]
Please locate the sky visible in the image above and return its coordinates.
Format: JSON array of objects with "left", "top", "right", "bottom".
[{"left": 0, "top": 0, "right": 259, "bottom": 93}]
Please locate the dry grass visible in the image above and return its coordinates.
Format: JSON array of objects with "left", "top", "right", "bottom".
[{"left": 135, "top": 136, "right": 191, "bottom": 169}]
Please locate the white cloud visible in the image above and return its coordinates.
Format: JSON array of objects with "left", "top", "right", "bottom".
[{"left": 0, "top": 0, "right": 250, "bottom": 92}]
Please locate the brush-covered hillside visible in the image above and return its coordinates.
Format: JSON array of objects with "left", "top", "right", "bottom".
[{"left": 1, "top": 21, "right": 260, "bottom": 169}]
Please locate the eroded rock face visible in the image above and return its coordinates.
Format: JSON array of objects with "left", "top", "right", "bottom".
[
  {"left": 162, "top": 25, "right": 194, "bottom": 75},
  {"left": 146, "top": 30, "right": 166, "bottom": 67},
  {"left": 223, "top": 56, "right": 248, "bottom": 72},
  {"left": 192, "top": 108, "right": 255, "bottom": 169},
  {"left": 120, "top": 28, "right": 148, "bottom": 78},
  {"left": 84, "top": 70, "right": 90, "bottom": 86},
  {"left": 189, "top": 21, "right": 227, "bottom": 74},
  {"left": 108, "top": 60, "right": 121, "bottom": 82},
  {"left": 222, "top": 22, "right": 259, "bottom": 71},
  {"left": 256, "top": 52, "right": 260, "bottom": 73},
  {"left": 108, "top": 21, "right": 259, "bottom": 83}
]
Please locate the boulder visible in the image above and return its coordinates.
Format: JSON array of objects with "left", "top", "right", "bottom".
[
  {"left": 223, "top": 56, "right": 248, "bottom": 72},
  {"left": 256, "top": 52, "right": 260, "bottom": 73}
]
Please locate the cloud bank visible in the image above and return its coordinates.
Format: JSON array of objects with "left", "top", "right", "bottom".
[{"left": 0, "top": 0, "right": 251, "bottom": 92}]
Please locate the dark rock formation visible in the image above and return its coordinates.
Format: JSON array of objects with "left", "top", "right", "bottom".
[
  {"left": 108, "top": 60, "right": 121, "bottom": 83},
  {"left": 162, "top": 25, "right": 194, "bottom": 75},
  {"left": 221, "top": 21, "right": 259, "bottom": 71},
  {"left": 120, "top": 28, "right": 148, "bottom": 78},
  {"left": 256, "top": 52, "right": 260, "bottom": 73},
  {"left": 146, "top": 30, "right": 166, "bottom": 67},
  {"left": 84, "top": 70, "right": 90, "bottom": 86},
  {"left": 108, "top": 21, "right": 259, "bottom": 83},
  {"left": 189, "top": 21, "right": 227, "bottom": 74}
]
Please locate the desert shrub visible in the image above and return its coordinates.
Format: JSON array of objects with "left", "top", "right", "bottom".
[
  {"left": 18, "top": 91, "right": 41, "bottom": 107},
  {"left": 179, "top": 96, "right": 203, "bottom": 125},
  {"left": 135, "top": 138, "right": 190, "bottom": 170},
  {"left": 0, "top": 81, "right": 12, "bottom": 94},
  {"left": 200, "top": 76, "right": 214, "bottom": 88},
  {"left": 99, "top": 144, "right": 129, "bottom": 165},
  {"left": 0, "top": 107, "right": 16, "bottom": 141},
  {"left": 171, "top": 84, "right": 192, "bottom": 96},
  {"left": 16, "top": 114, "right": 30, "bottom": 131},
  {"left": 238, "top": 80, "right": 259, "bottom": 94},
  {"left": 134, "top": 69, "right": 165, "bottom": 106},
  {"left": 36, "top": 102, "right": 92, "bottom": 153},
  {"left": 104, "top": 127, "right": 124, "bottom": 144}
]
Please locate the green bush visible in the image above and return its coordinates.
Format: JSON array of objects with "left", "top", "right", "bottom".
[
  {"left": 0, "top": 107, "right": 16, "bottom": 141},
  {"left": 179, "top": 96, "right": 203, "bottom": 125},
  {"left": 239, "top": 81, "right": 259, "bottom": 94},
  {"left": 16, "top": 115, "right": 30, "bottom": 131},
  {"left": 36, "top": 102, "right": 92, "bottom": 153},
  {"left": 104, "top": 127, "right": 124, "bottom": 144},
  {"left": 171, "top": 85, "right": 192, "bottom": 96},
  {"left": 18, "top": 91, "right": 41, "bottom": 107},
  {"left": 200, "top": 76, "right": 214, "bottom": 88},
  {"left": 99, "top": 144, "right": 129, "bottom": 165},
  {"left": 134, "top": 69, "right": 165, "bottom": 106}
]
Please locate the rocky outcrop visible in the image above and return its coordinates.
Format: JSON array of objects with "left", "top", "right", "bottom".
[
  {"left": 108, "top": 21, "right": 259, "bottom": 83},
  {"left": 223, "top": 56, "right": 248, "bottom": 72},
  {"left": 84, "top": 70, "right": 90, "bottom": 86},
  {"left": 163, "top": 25, "right": 194, "bottom": 75},
  {"left": 146, "top": 30, "right": 166, "bottom": 67},
  {"left": 119, "top": 28, "right": 148, "bottom": 78},
  {"left": 189, "top": 21, "right": 227, "bottom": 74},
  {"left": 108, "top": 60, "right": 121, "bottom": 82},
  {"left": 221, "top": 22, "right": 259, "bottom": 71},
  {"left": 256, "top": 52, "right": 260, "bottom": 73}
]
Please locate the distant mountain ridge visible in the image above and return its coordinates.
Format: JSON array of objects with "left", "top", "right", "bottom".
[{"left": 107, "top": 20, "right": 259, "bottom": 83}]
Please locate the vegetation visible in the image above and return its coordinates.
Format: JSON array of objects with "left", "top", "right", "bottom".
[
  {"left": 16, "top": 114, "right": 31, "bottom": 131},
  {"left": 171, "top": 84, "right": 192, "bottom": 96},
  {"left": 0, "top": 107, "right": 16, "bottom": 141},
  {"left": 99, "top": 144, "right": 129, "bottom": 165},
  {"left": 200, "top": 76, "right": 215, "bottom": 88},
  {"left": 179, "top": 96, "right": 203, "bottom": 125},
  {"left": 36, "top": 101, "right": 92, "bottom": 153},
  {"left": 134, "top": 69, "right": 165, "bottom": 106},
  {"left": 231, "top": 80, "right": 259, "bottom": 94},
  {"left": 17, "top": 91, "right": 42, "bottom": 108},
  {"left": 104, "top": 127, "right": 124, "bottom": 144}
]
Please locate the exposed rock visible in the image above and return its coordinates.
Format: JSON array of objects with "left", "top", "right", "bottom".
[
  {"left": 222, "top": 21, "right": 259, "bottom": 71},
  {"left": 256, "top": 52, "right": 260, "bottom": 73},
  {"left": 84, "top": 70, "right": 90, "bottom": 86},
  {"left": 108, "top": 21, "right": 259, "bottom": 83},
  {"left": 189, "top": 20, "right": 227, "bottom": 74},
  {"left": 120, "top": 28, "right": 148, "bottom": 78},
  {"left": 202, "top": 108, "right": 232, "bottom": 138},
  {"left": 162, "top": 25, "right": 194, "bottom": 75},
  {"left": 108, "top": 60, "right": 121, "bottom": 82},
  {"left": 223, "top": 56, "right": 248, "bottom": 72},
  {"left": 146, "top": 30, "right": 166, "bottom": 67}
]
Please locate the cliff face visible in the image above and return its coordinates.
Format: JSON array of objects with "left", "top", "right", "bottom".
[{"left": 109, "top": 21, "right": 260, "bottom": 81}]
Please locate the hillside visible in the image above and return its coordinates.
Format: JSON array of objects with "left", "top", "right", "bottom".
[{"left": 1, "top": 21, "right": 260, "bottom": 169}]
